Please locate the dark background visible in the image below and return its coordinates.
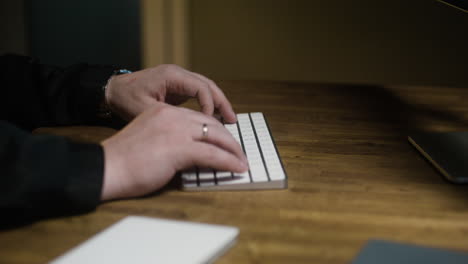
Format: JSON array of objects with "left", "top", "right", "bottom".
[
  {"left": 1, "top": 0, "right": 141, "bottom": 70},
  {"left": 1, "top": 0, "right": 467, "bottom": 86}
]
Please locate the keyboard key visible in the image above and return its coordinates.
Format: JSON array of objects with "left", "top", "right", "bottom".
[{"left": 198, "top": 169, "right": 216, "bottom": 187}]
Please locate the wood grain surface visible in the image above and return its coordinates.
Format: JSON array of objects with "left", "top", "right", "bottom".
[{"left": 2, "top": 81, "right": 468, "bottom": 264}]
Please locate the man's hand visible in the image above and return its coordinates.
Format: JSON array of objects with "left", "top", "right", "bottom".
[
  {"left": 100, "top": 103, "right": 248, "bottom": 201},
  {"left": 105, "top": 64, "right": 237, "bottom": 123}
]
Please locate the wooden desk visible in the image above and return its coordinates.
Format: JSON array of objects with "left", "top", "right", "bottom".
[{"left": 2, "top": 81, "right": 468, "bottom": 263}]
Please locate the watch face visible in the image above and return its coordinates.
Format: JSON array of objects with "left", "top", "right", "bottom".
[{"left": 115, "top": 69, "right": 132, "bottom": 75}]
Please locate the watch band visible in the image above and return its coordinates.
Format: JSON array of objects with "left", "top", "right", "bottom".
[{"left": 98, "top": 69, "right": 133, "bottom": 118}]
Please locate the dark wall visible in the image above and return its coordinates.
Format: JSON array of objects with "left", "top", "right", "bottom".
[
  {"left": 192, "top": 0, "right": 468, "bottom": 86},
  {"left": 28, "top": 0, "right": 141, "bottom": 70}
]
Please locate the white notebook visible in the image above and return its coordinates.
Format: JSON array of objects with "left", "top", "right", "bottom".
[
  {"left": 181, "top": 112, "right": 287, "bottom": 191},
  {"left": 50, "top": 216, "right": 239, "bottom": 264}
]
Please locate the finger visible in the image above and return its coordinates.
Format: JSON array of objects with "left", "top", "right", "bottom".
[
  {"left": 188, "top": 142, "right": 248, "bottom": 173},
  {"left": 170, "top": 70, "right": 215, "bottom": 116},
  {"left": 189, "top": 72, "right": 237, "bottom": 123},
  {"left": 177, "top": 108, "right": 243, "bottom": 160},
  {"left": 178, "top": 106, "right": 223, "bottom": 125},
  {"left": 192, "top": 123, "right": 247, "bottom": 163}
]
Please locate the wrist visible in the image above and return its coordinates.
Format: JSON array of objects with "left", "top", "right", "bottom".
[
  {"left": 99, "top": 69, "right": 132, "bottom": 119},
  {"left": 100, "top": 138, "right": 128, "bottom": 201}
]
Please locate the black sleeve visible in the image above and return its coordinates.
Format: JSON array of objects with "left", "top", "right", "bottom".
[
  {"left": 0, "top": 54, "right": 119, "bottom": 228},
  {"left": 0, "top": 53, "right": 124, "bottom": 131},
  {"left": 0, "top": 121, "right": 104, "bottom": 228}
]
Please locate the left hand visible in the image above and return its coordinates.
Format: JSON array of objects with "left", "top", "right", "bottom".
[{"left": 104, "top": 64, "right": 237, "bottom": 122}]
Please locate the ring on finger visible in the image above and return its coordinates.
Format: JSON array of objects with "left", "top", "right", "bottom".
[{"left": 202, "top": 123, "right": 208, "bottom": 138}]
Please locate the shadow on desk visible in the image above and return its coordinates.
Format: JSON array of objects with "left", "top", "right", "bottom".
[{"left": 301, "top": 82, "right": 468, "bottom": 135}]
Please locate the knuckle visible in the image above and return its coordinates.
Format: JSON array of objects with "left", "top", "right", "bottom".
[
  {"left": 161, "top": 64, "right": 179, "bottom": 72},
  {"left": 155, "top": 64, "right": 180, "bottom": 77},
  {"left": 208, "top": 80, "right": 217, "bottom": 88}
]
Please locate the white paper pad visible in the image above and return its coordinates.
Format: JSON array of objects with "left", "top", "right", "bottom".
[{"left": 50, "top": 216, "right": 239, "bottom": 264}]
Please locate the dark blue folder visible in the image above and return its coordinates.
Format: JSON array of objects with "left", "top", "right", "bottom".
[{"left": 352, "top": 240, "right": 468, "bottom": 264}]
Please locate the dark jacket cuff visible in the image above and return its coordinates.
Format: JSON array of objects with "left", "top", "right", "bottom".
[{"left": 0, "top": 123, "right": 105, "bottom": 227}]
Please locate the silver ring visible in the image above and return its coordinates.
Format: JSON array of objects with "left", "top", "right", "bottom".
[{"left": 202, "top": 123, "right": 208, "bottom": 138}]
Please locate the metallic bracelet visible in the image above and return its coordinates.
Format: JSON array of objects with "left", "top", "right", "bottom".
[{"left": 99, "top": 69, "right": 132, "bottom": 118}]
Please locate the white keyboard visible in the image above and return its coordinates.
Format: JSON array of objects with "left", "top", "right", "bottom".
[{"left": 181, "top": 112, "right": 287, "bottom": 191}]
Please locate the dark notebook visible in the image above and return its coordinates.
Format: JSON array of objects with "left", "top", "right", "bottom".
[
  {"left": 352, "top": 240, "right": 468, "bottom": 264},
  {"left": 408, "top": 131, "right": 468, "bottom": 183}
]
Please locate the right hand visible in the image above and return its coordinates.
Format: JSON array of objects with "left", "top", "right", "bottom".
[{"left": 100, "top": 102, "right": 248, "bottom": 201}]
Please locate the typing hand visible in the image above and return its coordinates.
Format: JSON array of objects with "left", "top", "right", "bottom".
[
  {"left": 100, "top": 102, "right": 248, "bottom": 201},
  {"left": 105, "top": 64, "right": 237, "bottom": 123}
]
